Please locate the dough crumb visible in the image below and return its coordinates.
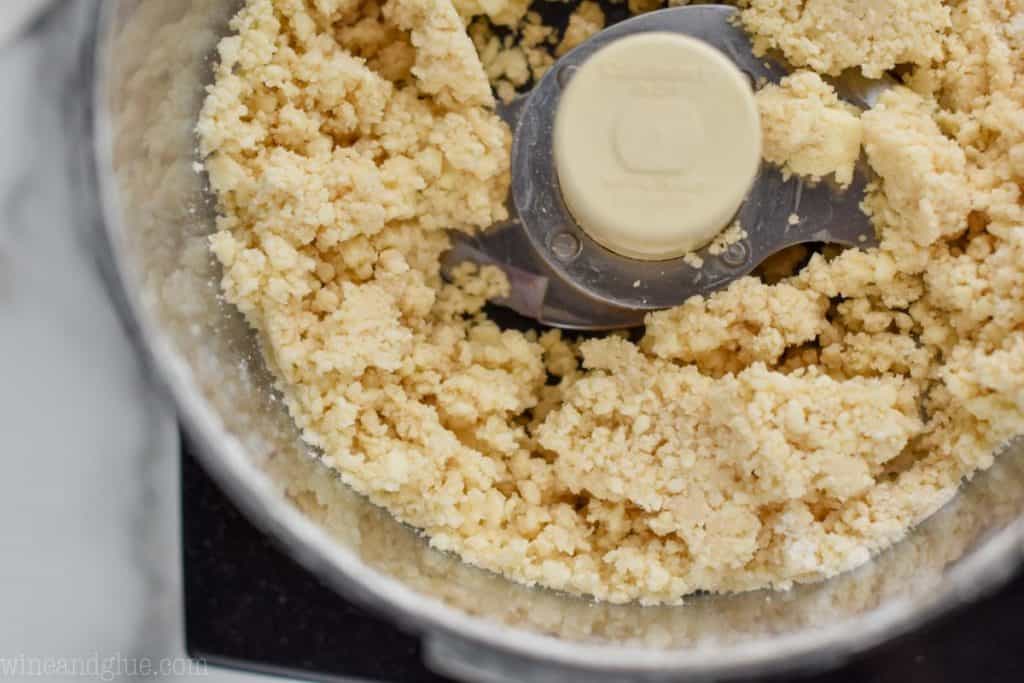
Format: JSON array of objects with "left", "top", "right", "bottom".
[
  {"left": 756, "top": 70, "right": 864, "bottom": 187},
  {"left": 740, "top": 0, "right": 951, "bottom": 78},
  {"left": 707, "top": 221, "right": 748, "bottom": 256},
  {"left": 557, "top": 1, "right": 606, "bottom": 56},
  {"left": 683, "top": 251, "right": 704, "bottom": 269}
]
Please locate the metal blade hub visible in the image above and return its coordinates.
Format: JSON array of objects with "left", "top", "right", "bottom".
[{"left": 444, "top": 5, "right": 882, "bottom": 330}]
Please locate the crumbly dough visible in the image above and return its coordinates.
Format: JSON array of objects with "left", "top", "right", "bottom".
[
  {"left": 556, "top": 1, "right": 606, "bottom": 56},
  {"left": 453, "top": 0, "right": 530, "bottom": 26},
  {"left": 738, "top": 0, "right": 951, "bottom": 78},
  {"left": 470, "top": 11, "right": 555, "bottom": 104},
  {"left": 706, "top": 221, "right": 748, "bottom": 256},
  {"left": 199, "top": 0, "right": 1024, "bottom": 604},
  {"left": 756, "top": 71, "right": 864, "bottom": 187}
]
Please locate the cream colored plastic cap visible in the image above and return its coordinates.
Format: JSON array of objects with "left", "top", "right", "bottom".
[{"left": 554, "top": 32, "right": 762, "bottom": 260}]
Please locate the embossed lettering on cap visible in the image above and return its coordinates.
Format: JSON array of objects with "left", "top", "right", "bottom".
[{"left": 613, "top": 100, "right": 704, "bottom": 175}]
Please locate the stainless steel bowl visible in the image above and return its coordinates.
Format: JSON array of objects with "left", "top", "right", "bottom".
[{"left": 89, "top": 1, "right": 1024, "bottom": 680}]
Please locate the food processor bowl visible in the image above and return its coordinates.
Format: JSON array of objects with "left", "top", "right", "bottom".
[{"left": 89, "top": 1, "right": 1024, "bottom": 680}]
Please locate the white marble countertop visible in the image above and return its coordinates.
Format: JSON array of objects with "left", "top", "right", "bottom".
[{"left": 0, "top": 4, "right": 280, "bottom": 680}]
